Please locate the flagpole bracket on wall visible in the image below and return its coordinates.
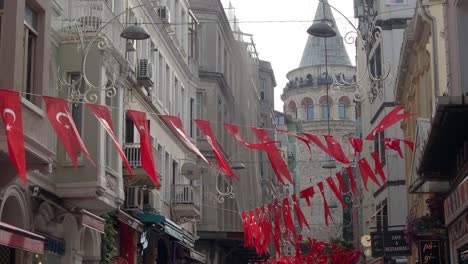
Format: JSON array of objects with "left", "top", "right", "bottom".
[{"left": 215, "top": 183, "right": 235, "bottom": 204}]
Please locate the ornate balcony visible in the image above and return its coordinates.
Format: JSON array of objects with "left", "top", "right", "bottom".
[
  {"left": 171, "top": 184, "right": 201, "bottom": 223},
  {"left": 56, "top": 0, "right": 126, "bottom": 54},
  {"left": 123, "top": 143, "right": 162, "bottom": 186}
]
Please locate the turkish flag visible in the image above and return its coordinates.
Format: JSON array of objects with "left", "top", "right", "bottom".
[
  {"left": 195, "top": 120, "right": 239, "bottom": 180},
  {"left": 301, "top": 133, "right": 351, "bottom": 164},
  {"left": 366, "top": 106, "right": 413, "bottom": 140},
  {"left": 43, "top": 96, "right": 95, "bottom": 167},
  {"left": 127, "top": 110, "right": 158, "bottom": 187},
  {"left": 251, "top": 127, "right": 293, "bottom": 185},
  {"left": 0, "top": 89, "right": 27, "bottom": 183},
  {"left": 86, "top": 103, "right": 133, "bottom": 179},
  {"left": 317, "top": 181, "right": 333, "bottom": 226},
  {"left": 162, "top": 115, "right": 209, "bottom": 164}
]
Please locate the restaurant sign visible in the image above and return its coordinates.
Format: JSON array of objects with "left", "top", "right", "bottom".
[
  {"left": 419, "top": 240, "right": 442, "bottom": 264},
  {"left": 371, "top": 230, "right": 411, "bottom": 257}
]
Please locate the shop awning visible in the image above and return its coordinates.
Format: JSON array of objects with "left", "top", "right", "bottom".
[
  {"left": 419, "top": 96, "right": 468, "bottom": 174},
  {"left": 190, "top": 248, "right": 207, "bottom": 263},
  {"left": 136, "top": 212, "right": 184, "bottom": 241},
  {"left": 117, "top": 210, "right": 144, "bottom": 232},
  {"left": 411, "top": 96, "right": 468, "bottom": 193},
  {"left": 0, "top": 221, "right": 45, "bottom": 254}
]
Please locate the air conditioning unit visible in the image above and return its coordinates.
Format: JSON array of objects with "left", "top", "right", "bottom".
[
  {"left": 144, "top": 189, "right": 161, "bottom": 213},
  {"left": 125, "top": 187, "right": 144, "bottom": 210},
  {"left": 138, "top": 59, "right": 154, "bottom": 88},
  {"left": 157, "top": 6, "right": 171, "bottom": 24}
]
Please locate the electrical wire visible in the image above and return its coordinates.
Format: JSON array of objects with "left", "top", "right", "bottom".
[{"left": 50, "top": 2, "right": 446, "bottom": 26}]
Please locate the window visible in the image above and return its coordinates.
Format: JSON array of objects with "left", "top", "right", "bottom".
[
  {"left": 325, "top": 153, "right": 334, "bottom": 161},
  {"left": 23, "top": 4, "right": 38, "bottom": 103},
  {"left": 174, "top": 77, "right": 179, "bottom": 115},
  {"left": 181, "top": 86, "right": 185, "bottom": 123},
  {"left": 190, "top": 98, "right": 195, "bottom": 138},
  {"left": 165, "top": 152, "right": 170, "bottom": 200},
  {"left": 386, "top": 0, "right": 406, "bottom": 4},
  {"left": 373, "top": 131, "right": 386, "bottom": 167},
  {"left": 307, "top": 104, "right": 314, "bottom": 121},
  {"left": 339, "top": 103, "right": 346, "bottom": 119},
  {"left": 158, "top": 54, "right": 164, "bottom": 101},
  {"left": 370, "top": 44, "right": 382, "bottom": 78},
  {"left": 322, "top": 104, "right": 329, "bottom": 120},
  {"left": 125, "top": 114, "right": 134, "bottom": 143},
  {"left": 196, "top": 92, "right": 202, "bottom": 137},
  {"left": 275, "top": 115, "right": 285, "bottom": 126},
  {"left": 188, "top": 12, "right": 198, "bottom": 60},
  {"left": 260, "top": 78, "right": 266, "bottom": 100},
  {"left": 376, "top": 200, "right": 388, "bottom": 231},
  {"left": 69, "top": 73, "right": 84, "bottom": 135},
  {"left": 165, "top": 64, "right": 170, "bottom": 108}
]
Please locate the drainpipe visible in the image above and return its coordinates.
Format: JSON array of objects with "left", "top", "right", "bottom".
[{"left": 422, "top": 0, "right": 440, "bottom": 97}]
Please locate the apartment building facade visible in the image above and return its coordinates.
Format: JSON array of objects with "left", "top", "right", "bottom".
[
  {"left": 353, "top": 0, "right": 416, "bottom": 262},
  {"left": 396, "top": 0, "right": 466, "bottom": 263}
]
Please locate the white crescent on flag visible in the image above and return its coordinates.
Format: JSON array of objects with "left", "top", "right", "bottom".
[
  {"left": 56, "top": 112, "right": 72, "bottom": 129},
  {"left": 3, "top": 108, "right": 16, "bottom": 124},
  {"left": 139, "top": 125, "right": 145, "bottom": 131}
]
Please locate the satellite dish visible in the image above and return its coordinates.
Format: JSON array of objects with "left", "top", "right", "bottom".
[
  {"left": 361, "top": 235, "right": 371, "bottom": 248},
  {"left": 364, "top": 247, "right": 372, "bottom": 257}
]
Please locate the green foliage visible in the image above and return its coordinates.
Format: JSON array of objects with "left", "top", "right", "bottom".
[
  {"left": 100, "top": 213, "right": 118, "bottom": 264},
  {"left": 330, "top": 237, "right": 354, "bottom": 250}
]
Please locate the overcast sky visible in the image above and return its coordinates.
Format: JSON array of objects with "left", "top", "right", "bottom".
[{"left": 221, "top": 0, "right": 357, "bottom": 111}]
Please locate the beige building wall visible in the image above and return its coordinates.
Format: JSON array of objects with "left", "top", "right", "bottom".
[{"left": 395, "top": 1, "right": 447, "bottom": 263}]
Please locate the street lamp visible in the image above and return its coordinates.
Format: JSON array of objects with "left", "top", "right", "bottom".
[
  {"left": 307, "top": 0, "right": 391, "bottom": 104},
  {"left": 307, "top": 19, "right": 336, "bottom": 38},
  {"left": 120, "top": 24, "right": 150, "bottom": 40},
  {"left": 56, "top": 2, "right": 155, "bottom": 104}
]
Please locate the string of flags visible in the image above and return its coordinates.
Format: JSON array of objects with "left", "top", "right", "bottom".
[{"left": 0, "top": 89, "right": 414, "bottom": 262}]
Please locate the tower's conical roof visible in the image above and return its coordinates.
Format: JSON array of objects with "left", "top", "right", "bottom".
[{"left": 299, "top": 0, "right": 352, "bottom": 67}]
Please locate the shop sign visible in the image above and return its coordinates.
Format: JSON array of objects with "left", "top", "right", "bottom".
[
  {"left": 371, "top": 230, "right": 410, "bottom": 257},
  {"left": 444, "top": 177, "right": 468, "bottom": 226},
  {"left": 449, "top": 212, "right": 468, "bottom": 243},
  {"left": 419, "top": 240, "right": 442, "bottom": 264},
  {"left": 44, "top": 237, "right": 65, "bottom": 256},
  {"left": 0, "top": 228, "right": 44, "bottom": 254},
  {"left": 80, "top": 210, "right": 105, "bottom": 234}
]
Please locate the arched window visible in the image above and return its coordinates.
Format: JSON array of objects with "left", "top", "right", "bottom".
[
  {"left": 319, "top": 96, "right": 333, "bottom": 120},
  {"left": 338, "top": 96, "right": 351, "bottom": 120},
  {"left": 288, "top": 100, "right": 297, "bottom": 119},
  {"left": 301, "top": 97, "right": 314, "bottom": 121}
]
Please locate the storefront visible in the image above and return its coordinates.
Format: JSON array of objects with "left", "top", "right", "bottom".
[
  {"left": 0, "top": 221, "right": 45, "bottom": 263},
  {"left": 415, "top": 96, "right": 468, "bottom": 263},
  {"left": 116, "top": 210, "right": 144, "bottom": 264},
  {"left": 136, "top": 212, "right": 206, "bottom": 264},
  {"left": 446, "top": 177, "right": 468, "bottom": 264}
]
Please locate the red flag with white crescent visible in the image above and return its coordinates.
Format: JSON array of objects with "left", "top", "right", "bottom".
[
  {"left": 195, "top": 120, "right": 239, "bottom": 180},
  {"left": 317, "top": 181, "right": 334, "bottom": 226},
  {"left": 127, "top": 110, "right": 159, "bottom": 187},
  {"left": 365, "top": 106, "right": 413, "bottom": 140},
  {"left": 358, "top": 158, "right": 382, "bottom": 191},
  {"left": 0, "top": 89, "right": 27, "bottom": 183},
  {"left": 43, "top": 96, "right": 95, "bottom": 167},
  {"left": 162, "top": 115, "right": 210, "bottom": 164},
  {"left": 86, "top": 103, "right": 134, "bottom": 179}
]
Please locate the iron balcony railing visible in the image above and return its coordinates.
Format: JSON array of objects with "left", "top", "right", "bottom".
[
  {"left": 172, "top": 184, "right": 200, "bottom": 211},
  {"left": 123, "top": 143, "right": 162, "bottom": 176},
  {"left": 57, "top": 0, "right": 126, "bottom": 54}
]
